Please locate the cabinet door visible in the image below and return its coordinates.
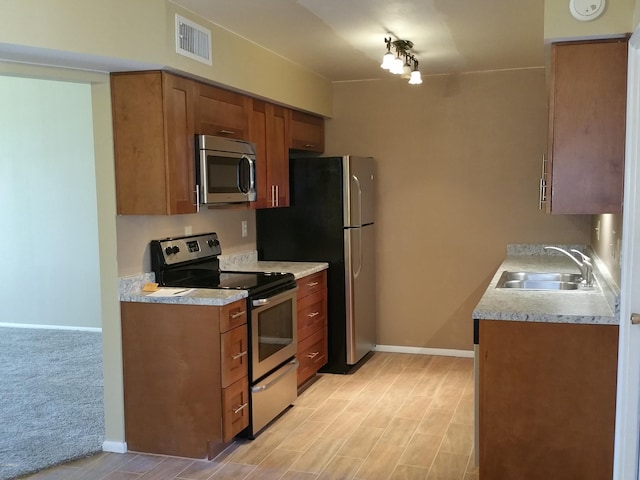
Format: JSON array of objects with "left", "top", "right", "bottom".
[
  {"left": 289, "top": 110, "right": 324, "bottom": 152},
  {"left": 111, "top": 71, "right": 196, "bottom": 215},
  {"left": 221, "top": 325, "right": 249, "bottom": 388},
  {"left": 194, "top": 83, "right": 250, "bottom": 140},
  {"left": 546, "top": 39, "right": 627, "bottom": 214},
  {"left": 163, "top": 73, "right": 197, "bottom": 214},
  {"left": 249, "top": 100, "right": 290, "bottom": 208}
]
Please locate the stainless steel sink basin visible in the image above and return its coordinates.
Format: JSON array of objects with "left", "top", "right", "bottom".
[{"left": 496, "top": 271, "right": 583, "bottom": 290}]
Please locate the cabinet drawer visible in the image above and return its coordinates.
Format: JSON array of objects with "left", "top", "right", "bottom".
[
  {"left": 220, "top": 300, "right": 247, "bottom": 333},
  {"left": 297, "top": 329, "right": 327, "bottom": 386},
  {"left": 221, "top": 325, "right": 248, "bottom": 388},
  {"left": 298, "top": 290, "right": 326, "bottom": 341},
  {"left": 297, "top": 271, "right": 326, "bottom": 299},
  {"left": 222, "top": 377, "right": 249, "bottom": 441}
]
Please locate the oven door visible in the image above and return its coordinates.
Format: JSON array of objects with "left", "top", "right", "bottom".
[{"left": 250, "top": 287, "right": 298, "bottom": 381}]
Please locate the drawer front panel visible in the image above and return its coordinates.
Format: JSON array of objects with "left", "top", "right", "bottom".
[
  {"left": 298, "top": 291, "right": 326, "bottom": 341},
  {"left": 297, "top": 271, "right": 326, "bottom": 299},
  {"left": 297, "top": 328, "right": 327, "bottom": 386},
  {"left": 221, "top": 325, "right": 248, "bottom": 388},
  {"left": 220, "top": 300, "right": 248, "bottom": 333},
  {"left": 222, "top": 377, "right": 249, "bottom": 441}
]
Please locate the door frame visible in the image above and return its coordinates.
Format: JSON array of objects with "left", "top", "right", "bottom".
[{"left": 613, "top": 26, "right": 640, "bottom": 480}]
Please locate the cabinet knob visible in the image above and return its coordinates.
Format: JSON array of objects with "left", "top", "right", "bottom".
[{"left": 631, "top": 313, "right": 640, "bottom": 325}]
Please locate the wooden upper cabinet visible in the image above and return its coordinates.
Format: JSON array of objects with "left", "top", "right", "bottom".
[
  {"left": 194, "top": 83, "right": 251, "bottom": 140},
  {"left": 289, "top": 110, "right": 325, "bottom": 152},
  {"left": 111, "top": 71, "right": 197, "bottom": 215},
  {"left": 545, "top": 38, "right": 627, "bottom": 214},
  {"left": 249, "top": 100, "right": 290, "bottom": 208}
]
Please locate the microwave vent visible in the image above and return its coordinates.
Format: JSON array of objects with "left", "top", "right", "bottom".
[{"left": 175, "top": 14, "right": 212, "bottom": 65}]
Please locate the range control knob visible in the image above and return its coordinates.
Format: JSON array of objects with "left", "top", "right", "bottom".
[
  {"left": 165, "top": 245, "right": 180, "bottom": 255},
  {"left": 207, "top": 238, "right": 220, "bottom": 248}
]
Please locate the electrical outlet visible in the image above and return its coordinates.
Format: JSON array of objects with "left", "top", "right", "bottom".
[
  {"left": 241, "top": 221, "right": 248, "bottom": 238},
  {"left": 595, "top": 220, "right": 600, "bottom": 241}
]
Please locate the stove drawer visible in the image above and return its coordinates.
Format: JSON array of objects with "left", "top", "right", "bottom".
[
  {"left": 221, "top": 325, "right": 248, "bottom": 388},
  {"left": 222, "top": 376, "right": 249, "bottom": 441},
  {"left": 297, "top": 329, "right": 327, "bottom": 386}
]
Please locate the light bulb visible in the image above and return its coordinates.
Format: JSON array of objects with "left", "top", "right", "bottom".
[
  {"left": 409, "top": 70, "right": 422, "bottom": 85},
  {"left": 380, "top": 52, "right": 394, "bottom": 70},
  {"left": 390, "top": 56, "right": 404, "bottom": 74}
]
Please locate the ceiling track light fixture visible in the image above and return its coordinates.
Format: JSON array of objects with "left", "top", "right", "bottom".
[{"left": 381, "top": 36, "right": 422, "bottom": 85}]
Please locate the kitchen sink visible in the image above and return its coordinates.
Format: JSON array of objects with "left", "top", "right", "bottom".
[{"left": 496, "top": 271, "right": 583, "bottom": 290}]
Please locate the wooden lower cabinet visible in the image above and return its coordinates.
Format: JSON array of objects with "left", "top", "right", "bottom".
[
  {"left": 296, "top": 271, "right": 328, "bottom": 386},
  {"left": 478, "top": 320, "right": 618, "bottom": 480},
  {"left": 121, "top": 299, "right": 249, "bottom": 459}
]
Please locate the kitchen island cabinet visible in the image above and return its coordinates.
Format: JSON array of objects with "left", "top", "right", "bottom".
[
  {"left": 478, "top": 319, "right": 618, "bottom": 480},
  {"left": 121, "top": 299, "right": 249, "bottom": 459},
  {"left": 295, "top": 270, "right": 328, "bottom": 387},
  {"left": 111, "top": 71, "right": 197, "bottom": 215},
  {"left": 543, "top": 38, "right": 627, "bottom": 214}
]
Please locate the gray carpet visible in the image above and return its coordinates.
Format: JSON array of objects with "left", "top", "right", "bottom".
[{"left": 0, "top": 327, "right": 104, "bottom": 480}]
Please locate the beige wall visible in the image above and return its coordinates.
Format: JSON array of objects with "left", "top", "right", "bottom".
[
  {"left": 0, "top": 0, "right": 332, "bottom": 116},
  {"left": 544, "top": 0, "right": 634, "bottom": 41},
  {"left": 326, "top": 70, "right": 591, "bottom": 351},
  {"left": 117, "top": 209, "right": 256, "bottom": 276}
]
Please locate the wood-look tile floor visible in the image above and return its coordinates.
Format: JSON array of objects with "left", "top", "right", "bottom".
[{"left": 22, "top": 353, "right": 477, "bottom": 480}]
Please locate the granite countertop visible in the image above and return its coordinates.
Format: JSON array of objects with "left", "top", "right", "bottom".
[
  {"left": 119, "top": 252, "right": 328, "bottom": 307},
  {"left": 473, "top": 245, "right": 619, "bottom": 325}
]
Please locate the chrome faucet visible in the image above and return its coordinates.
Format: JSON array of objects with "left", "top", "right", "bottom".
[{"left": 544, "top": 246, "right": 594, "bottom": 288}]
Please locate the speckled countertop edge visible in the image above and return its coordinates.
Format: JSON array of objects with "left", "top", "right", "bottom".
[
  {"left": 473, "top": 244, "right": 619, "bottom": 325},
  {"left": 119, "top": 251, "right": 328, "bottom": 306}
]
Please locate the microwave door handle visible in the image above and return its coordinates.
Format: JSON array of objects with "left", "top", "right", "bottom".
[
  {"left": 247, "top": 156, "right": 256, "bottom": 192},
  {"left": 238, "top": 155, "right": 253, "bottom": 193}
]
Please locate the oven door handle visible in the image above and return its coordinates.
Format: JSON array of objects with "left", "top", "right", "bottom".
[
  {"left": 252, "top": 298, "right": 270, "bottom": 307},
  {"left": 251, "top": 359, "right": 299, "bottom": 393}
]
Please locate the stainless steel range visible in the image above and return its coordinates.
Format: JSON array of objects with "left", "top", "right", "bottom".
[{"left": 150, "top": 232, "right": 298, "bottom": 438}]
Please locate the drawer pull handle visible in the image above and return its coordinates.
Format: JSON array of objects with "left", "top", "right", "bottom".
[
  {"left": 306, "top": 281, "right": 319, "bottom": 287},
  {"left": 231, "top": 351, "right": 247, "bottom": 360},
  {"left": 233, "top": 402, "right": 248, "bottom": 414},
  {"left": 230, "top": 310, "right": 246, "bottom": 319},
  {"left": 306, "top": 351, "right": 320, "bottom": 359},
  {"left": 307, "top": 311, "right": 320, "bottom": 318},
  {"left": 218, "top": 129, "right": 236, "bottom": 135},
  {"left": 305, "top": 144, "right": 315, "bottom": 148}
]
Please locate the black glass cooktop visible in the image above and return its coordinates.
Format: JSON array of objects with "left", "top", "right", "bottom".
[{"left": 162, "top": 270, "right": 296, "bottom": 297}]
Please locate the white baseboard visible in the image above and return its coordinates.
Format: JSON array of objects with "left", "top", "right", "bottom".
[
  {"left": 103, "top": 441, "right": 128, "bottom": 453},
  {"left": 373, "top": 344, "right": 474, "bottom": 358},
  {"left": 0, "top": 322, "right": 101, "bottom": 332}
]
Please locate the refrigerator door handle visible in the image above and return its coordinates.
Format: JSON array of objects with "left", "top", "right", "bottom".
[{"left": 351, "top": 174, "right": 362, "bottom": 227}]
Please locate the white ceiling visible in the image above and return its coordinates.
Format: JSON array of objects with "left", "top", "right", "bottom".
[{"left": 171, "top": 0, "right": 546, "bottom": 82}]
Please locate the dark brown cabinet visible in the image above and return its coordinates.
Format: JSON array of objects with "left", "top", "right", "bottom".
[
  {"left": 289, "top": 110, "right": 325, "bottom": 153},
  {"left": 295, "top": 271, "right": 328, "bottom": 386},
  {"left": 121, "top": 299, "right": 249, "bottom": 459},
  {"left": 111, "top": 71, "right": 196, "bottom": 215},
  {"left": 543, "top": 38, "right": 627, "bottom": 214},
  {"left": 249, "top": 100, "right": 290, "bottom": 208},
  {"left": 478, "top": 319, "right": 618, "bottom": 480}
]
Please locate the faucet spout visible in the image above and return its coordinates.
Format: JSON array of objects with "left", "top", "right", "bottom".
[{"left": 544, "top": 246, "right": 594, "bottom": 288}]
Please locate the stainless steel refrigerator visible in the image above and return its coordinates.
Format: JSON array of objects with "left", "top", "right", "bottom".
[{"left": 256, "top": 155, "right": 376, "bottom": 373}]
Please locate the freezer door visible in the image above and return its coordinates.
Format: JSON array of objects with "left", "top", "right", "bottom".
[
  {"left": 343, "top": 156, "right": 375, "bottom": 227},
  {"left": 344, "top": 224, "right": 376, "bottom": 365}
]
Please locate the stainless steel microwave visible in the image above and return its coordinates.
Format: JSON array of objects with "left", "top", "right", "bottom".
[{"left": 196, "top": 135, "right": 257, "bottom": 205}]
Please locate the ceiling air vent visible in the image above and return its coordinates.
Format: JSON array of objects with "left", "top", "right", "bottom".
[{"left": 175, "top": 14, "right": 212, "bottom": 65}]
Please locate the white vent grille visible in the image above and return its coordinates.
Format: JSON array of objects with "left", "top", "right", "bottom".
[{"left": 175, "top": 14, "right": 212, "bottom": 65}]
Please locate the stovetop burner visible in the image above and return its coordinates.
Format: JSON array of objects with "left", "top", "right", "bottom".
[{"left": 150, "top": 232, "right": 296, "bottom": 297}]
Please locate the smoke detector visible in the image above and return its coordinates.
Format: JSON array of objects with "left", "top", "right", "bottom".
[{"left": 569, "top": 0, "right": 605, "bottom": 21}]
